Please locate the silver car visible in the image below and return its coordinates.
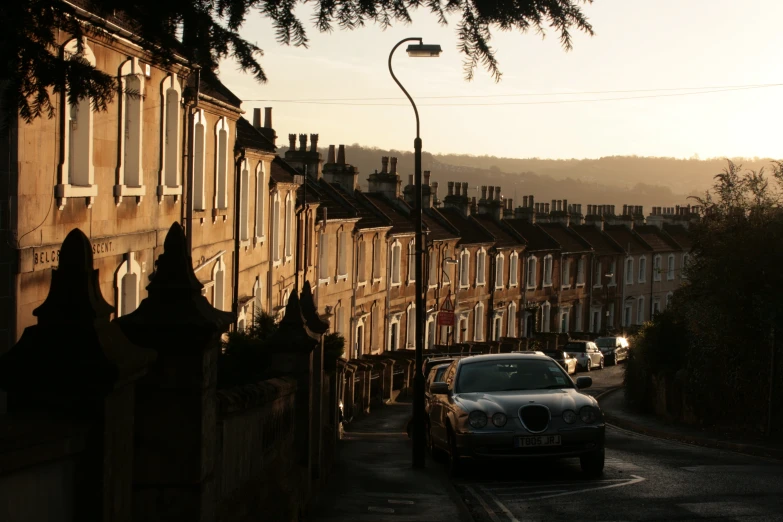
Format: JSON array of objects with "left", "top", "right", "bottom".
[
  {"left": 564, "top": 340, "right": 605, "bottom": 371},
  {"left": 428, "top": 353, "right": 605, "bottom": 477}
]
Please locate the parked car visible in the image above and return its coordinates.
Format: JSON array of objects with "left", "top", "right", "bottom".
[
  {"left": 564, "top": 341, "right": 604, "bottom": 371},
  {"left": 542, "top": 350, "right": 578, "bottom": 374},
  {"left": 595, "top": 336, "right": 630, "bottom": 365},
  {"left": 407, "top": 362, "right": 452, "bottom": 439},
  {"left": 428, "top": 353, "right": 605, "bottom": 477}
]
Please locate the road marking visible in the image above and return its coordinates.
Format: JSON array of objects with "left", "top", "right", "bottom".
[
  {"left": 605, "top": 457, "right": 643, "bottom": 471},
  {"left": 463, "top": 485, "right": 503, "bottom": 522},
  {"left": 523, "top": 475, "right": 646, "bottom": 501},
  {"left": 485, "top": 478, "right": 630, "bottom": 492},
  {"left": 387, "top": 499, "right": 415, "bottom": 505},
  {"left": 479, "top": 485, "right": 522, "bottom": 522},
  {"left": 678, "top": 501, "right": 767, "bottom": 517},
  {"left": 367, "top": 506, "right": 395, "bottom": 514}
]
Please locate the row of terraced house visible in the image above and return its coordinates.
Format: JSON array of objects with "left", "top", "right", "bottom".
[{"left": 0, "top": 6, "right": 699, "bottom": 358}]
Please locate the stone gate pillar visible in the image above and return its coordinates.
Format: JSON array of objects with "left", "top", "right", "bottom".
[
  {"left": 0, "top": 228, "right": 157, "bottom": 522},
  {"left": 114, "top": 223, "right": 234, "bottom": 522}
]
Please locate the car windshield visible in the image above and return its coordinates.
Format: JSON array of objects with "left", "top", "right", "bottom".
[
  {"left": 595, "top": 338, "right": 616, "bottom": 348},
  {"left": 456, "top": 359, "right": 573, "bottom": 393},
  {"left": 564, "top": 342, "right": 587, "bottom": 353}
]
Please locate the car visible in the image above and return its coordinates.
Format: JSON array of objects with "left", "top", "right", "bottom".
[
  {"left": 407, "top": 362, "right": 452, "bottom": 439},
  {"left": 564, "top": 340, "right": 604, "bottom": 371},
  {"left": 595, "top": 336, "right": 630, "bottom": 365},
  {"left": 428, "top": 353, "right": 606, "bottom": 477},
  {"left": 542, "top": 350, "right": 578, "bottom": 375}
]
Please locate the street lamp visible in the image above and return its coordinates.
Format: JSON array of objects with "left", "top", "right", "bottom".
[
  {"left": 389, "top": 37, "right": 442, "bottom": 469},
  {"left": 604, "top": 273, "right": 614, "bottom": 333},
  {"left": 442, "top": 257, "right": 458, "bottom": 347}
]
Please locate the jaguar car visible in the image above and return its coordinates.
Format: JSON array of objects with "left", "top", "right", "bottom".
[{"left": 428, "top": 353, "right": 605, "bottom": 476}]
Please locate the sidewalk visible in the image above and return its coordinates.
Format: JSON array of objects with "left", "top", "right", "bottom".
[
  {"left": 598, "top": 387, "right": 783, "bottom": 460},
  {"left": 308, "top": 399, "right": 472, "bottom": 522}
]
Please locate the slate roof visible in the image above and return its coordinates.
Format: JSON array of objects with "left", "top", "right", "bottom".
[
  {"left": 332, "top": 186, "right": 391, "bottom": 230},
  {"left": 198, "top": 77, "right": 242, "bottom": 108},
  {"left": 362, "top": 193, "right": 415, "bottom": 235},
  {"left": 503, "top": 220, "right": 560, "bottom": 252},
  {"left": 236, "top": 117, "right": 276, "bottom": 153},
  {"left": 570, "top": 225, "right": 624, "bottom": 255},
  {"left": 471, "top": 214, "right": 524, "bottom": 249},
  {"left": 633, "top": 225, "right": 681, "bottom": 252},
  {"left": 537, "top": 222, "right": 592, "bottom": 253},
  {"left": 603, "top": 225, "right": 652, "bottom": 255},
  {"left": 422, "top": 209, "right": 460, "bottom": 242},
  {"left": 663, "top": 223, "right": 692, "bottom": 250},
  {"left": 436, "top": 208, "right": 495, "bottom": 246},
  {"left": 270, "top": 157, "right": 298, "bottom": 184}
]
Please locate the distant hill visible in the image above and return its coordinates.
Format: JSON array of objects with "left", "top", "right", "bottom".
[{"left": 279, "top": 144, "right": 778, "bottom": 212}]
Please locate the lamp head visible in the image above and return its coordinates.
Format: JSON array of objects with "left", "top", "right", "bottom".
[{"left": 406, "top": 43, "right": 442, "bottom": 57}]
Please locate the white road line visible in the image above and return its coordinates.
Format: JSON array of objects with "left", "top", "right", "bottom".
[
  {"left": 480, "top": 485, "right": 522, "bottom": 522},
  {"left": 463, "top": 485, "right": 503, "bottom": 522},
  {"left": 367, "top": 506, "right": 395, "bottom": 514},
  {"left": 485, "top": 478, "right": 629, "bottom": 491},
  {"left": 521, "top": 475, "right": 646, "bottom": 501},
  {"left": 387, "top": 499, "right": 415, "bottom": 505}
]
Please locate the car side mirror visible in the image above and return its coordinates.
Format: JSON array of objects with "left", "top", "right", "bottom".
[
  {"left": 575, "top": 376, "right": 592, "bottom": 390},
  {"left": 430, "top": 382, "right": 449, "bottom": 395}
]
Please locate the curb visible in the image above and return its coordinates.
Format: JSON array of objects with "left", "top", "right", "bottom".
[
  {"left": 597, "top": 388, "right": 783, "bottom": 461},
  {"left": 439, "top": 470, "right": 475, "bottom": 522}
]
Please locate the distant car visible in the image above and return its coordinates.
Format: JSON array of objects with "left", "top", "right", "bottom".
[
  {"left": 595, "top": 337, "right": 630, "bottom": 365},
  {"left": 564, "top": 341, "right": 604, "bottom": 371},
  {"left": 542, "top": 350, "right": 578, "bottom": 374},
  {"left": 423, "top": 356, "right": 458, "bottom": 376},
  {"left": 408, "top": 362, "right": 452, "bottom": 439},
  {"left": 428, "top": 353, "right": 605, "bottom": 477}
]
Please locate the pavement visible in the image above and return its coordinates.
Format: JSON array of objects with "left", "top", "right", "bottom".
[{"left": 308, "top": 398, "right": 474, "bottom": 522}]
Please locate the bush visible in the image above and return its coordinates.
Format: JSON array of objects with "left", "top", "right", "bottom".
[
  {"left": 218, "top": 311, "right": 279, "bottom": 389},
  {"left": 323, "top": 332, "right": 345, "bottom": 372}
]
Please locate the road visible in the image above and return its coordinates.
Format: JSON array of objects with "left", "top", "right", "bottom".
[{"left": 452, "top": 362, "right": 783, "bottom": 522}]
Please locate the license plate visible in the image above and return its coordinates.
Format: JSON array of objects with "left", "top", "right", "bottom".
[{"left": 515, "top": 435, "right": 561, "bottom": 448}]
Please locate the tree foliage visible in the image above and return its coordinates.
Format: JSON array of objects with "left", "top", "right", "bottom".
[{"left": 5, "top": 0, "right": 594, "bottom": 123}]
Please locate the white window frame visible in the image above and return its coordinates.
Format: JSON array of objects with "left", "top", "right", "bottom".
[
  {"left": 254, "top": 161, "right": 266, "bottom": 243},
  {"left": 426, "top": 313, "right": 437, "bottom": 349},
  {"left": 158, "top": 73, "right": 183, "bottom": 201},
  {"left": 114, "top": 57, "right": 146, "bottom": 204},
  {"left": 638, "top": 256, "right": 647, "bottom": 283},
  {"left": 407, "top": 238, "right": 416, "bottom": 285},
  {"left": 406, "top": 304, "right": 416, "bottom": 348},
  {"left": 212, "top": 256, "right": 226, "bottom": 311},
  {"left": 636, "top": 296, "right": 645, "bottom": 324},
  {"left": 391, "top": 239, "right": 402, "bottom": 287},
  {"left": 456, "top": 313, "right": 469, "bottom": 343},
  {"left": 574, "top": 302, "right": 583, "bottom": 331},
  {"left": 253, "top": 277, "right": 262, "bottom": 316},
  {"left": 476, "top": 248, "right": 487, "bottom": 287},
  {"left": 115, "top": 252, "right": 142, "bottom": 317},
  {"left": 284, "top": 193, "right": 293, "bottom": 261},
  {"left": 239, "top": 159, "right": 250, "bottom": 245},
  {"left": 372, "top": 235, "right": 382, "bottom": 283},
  {"left": 214, "top": 117, "right": 230, "bottom": 211},
  {"left": 428, "top": 248, "right": 438, "bottom": 289},
  {"left": 562, "top": 258, "right": 571, "bottom": 289},
  {"left": 388, "top": 314, "right": 402, "bottom": 351},
  {"left": 653, "top": 254, "right": 662, "bottom": 282},
  {"left": 337, "top": 229, "right": 349, "bottom": 281},
  {"left": 358, "top": 238, "right": 367, "bottom": 284},
  {"left": 509, "top": 251, "right": 519, "bottom": 287},
  {"left": 652, "top": 298, "right": 661, "bottom": 315},
  {"left": 56, "top": 39, "right": 99, "bottom": 210},
  {"left": 495, "top": 252, "right": 505, "bottom": 290},
  {"left": 507, "top": 302, "right": 517, "bottom": 337},
  {"left": 192, "top": 109, "right": 207, "bottom": 211},
  {"left": 590, "top": 306, "right": 601, "bottom": 333},
  {"left": 541, "top": 301, "right": 551, "bottom": 333},
  {"left": 526, "top": 256, "right": 538, "bottom": 290},
  {"left": 318, "top": 232, "right": 329, "bottom": 284},
  {"left": 576, "top": 256, "right": 586, "bottom": 287},
  {"left": 271, "top": 192, "right": 281, "bottom": 265},
  {"left": 543, "top": 254, "right": 553, "bottom": 287},
  {"left": 625, "top": 257, "right": 634, "bottom": 286},
  {"left": 492, "top": 311, "right": 503, "bottom": 341},
  {"left": 559, "top": 307, "right": 570, "bottom": 334},
  {"left": 593, "top": 260, "right": 603, "bottom": 289},
  {"left": 609, "top": 260, "right": 617, "bottom": 286},
  {"left": 474, "top": 302, "right": 485, "bottom": 341},
  {"left": 667, "top": 254, "right": 676, "bottom": 280},
  {"left": 459, "top": 249, "right": 470, "bottom": 289}
]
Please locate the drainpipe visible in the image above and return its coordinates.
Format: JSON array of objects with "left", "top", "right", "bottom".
[
  {"left": 487, "top": 248, "right": 496, "bottom": 342},
  {"left": 351, "top": 229, "right": 359, "bottom": 347},
  {"left": 232, "top": 148, "right": 245, "bottom": 325},
  {"left": 588, "top": 254, "right": 595, "bottom": 334},
  {"left": 385, "top": 234, "right": 392, "bottom": 352},
  {"left": 184, "top": 67, "right": 200, "bottom": 254}
]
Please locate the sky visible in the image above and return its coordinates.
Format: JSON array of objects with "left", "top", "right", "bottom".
[{"left": 217, "top": 0, "right": 783, "bottom": 161}]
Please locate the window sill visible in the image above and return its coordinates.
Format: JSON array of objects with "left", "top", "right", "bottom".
[
  {"left": 562, "top": 285, "right": 571, "bottom": 290},
  {"left": 576, "top": 283, "right": 585, "bottom": 288},
  {"left": 608, "top": 283, "right": 617, "bottom": 288},
  {"left": 272, "top": 260, "right": 282, "bottom": 268},
  {"left": 55, "top": 183, "right": 98, "bottom": 210},
  {"left": 113, "top": 184, "right": 146, "bottom": 205},
  {"left": 526, "top": 285, "right": 536, "bottom": 290},
  {"left": 318, "top": 278, "right": 330, "bottom": 286},
  {"left": 213, "top": 208, "right": 228, "bottom": 223},
  {"left": 460, "top": 284, "right": 470, "bottom": 290},
  {"left": 373, "top": 278, "right": 383, "bottom": 285},
  {"left": 390, "top": 282, "right": 401, "bottom": 288},
  {"left": 254, "top": 236, "right": 265, "bottom": 247},
  {"left": 357, "top": 281, "right": 367, "bottom": 288},
  {"left": 543, "top": 283, "right": 553, "bottom": 288},
  {"left": 476, "top": 282, "right": 486, "bottom": 288},
  {"left": 157, "top": 184, "right": 183, "bottom": 202},
  {"left": 428, "top": 284, "right": 438, "bottom": 290},
  {"left": 336, "top": 274, "right": 348, "bottom": 282},
  {"left": 509, "top": 283, "right": 518, "bottom": 288},
  {"left": 494, "top": 286, "right": 504, "bottom": 291},
  {"left": 240, "top": 239, "right": 251, "bottom": 249}
]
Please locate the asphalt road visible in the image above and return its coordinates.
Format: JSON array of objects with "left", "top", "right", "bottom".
[{"left": 451, "top": 362, "right": 783, "bottom": 522}]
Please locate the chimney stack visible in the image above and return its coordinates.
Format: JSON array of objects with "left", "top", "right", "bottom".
[
  {"left": 552, "top": 199, "right": 557, "bottom": 213},
  {"left": 327, "top": 145, "right": 336, "bottom": 164},
  {"left": 337, "top": 145, "right": 346, "bottom": 164},
  {"left": 253, "top": 108, "right": 262, "bottom": 128},
  {"left": 408, "top": 174, "right": 414, "bottom": 186},
  {"left": 462, "top": 182, "right": 469, "bottom": 198},
  {"left": 264, "top": 107, "right": 273, "bottom": 129},
  {"left": 310, "top": 134, "right": 319, "bottom": 152},
  {"left": 447, "top": 181, "right": 454, "bottom": 196},
  {"left": 523, "top": 196, "right": 529, "bottom": 208},
  {"left": 432, "top": 181, "right": 439, "bottom": 201},
  {"left": 288, "top": 133, "right": 296, "bottom": 150},
  {"left": 622, "top": 204, "right": 628, "bottom": 216},
  {"left": 563, "top": 199, "right": 568, "bottom": 212},
  {"left": 481, "top": 185, "right": 488, "bottom": 200},
  {"left": 424, "top": 171, "right": 430, "bottom": 185},
  {"left": 381, "top": 156, "right": 389, "bottom": 173},
  {"left": 298, "top": 133, "right": 307, "bottom": 152},
  {"left": 545, "top": 203, "right": 550, "bottom": 213},
  {"left": 390, "top": 157, "right": 398, "bottom": 174},
  {"left": 529, "top": 195, "right": 534, "bottom": 208}
]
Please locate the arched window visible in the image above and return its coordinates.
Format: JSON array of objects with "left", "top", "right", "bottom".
[
  {"left": 476, "top": 248, "right": 487, "bottom": 286},
  {"left": 526, "top": 256, "right": 538, "bottom": 289},
  {"left": 474, "top": 302, "right": 485, "bottom": 341},
  {"left": 357, "top": 236, "right": 367, "bottom": 283},
  {"left": 509, "top": 251, "right": 519, "bottom": 286},
  {"left": 391, "top": 240, "right": 402, "bottom": 286},
  {"left": 56, "top": 39, "right": 98, "bottom": 209},
  {"left": 407, "top": 238, "right": 416, "bottom": 284},
  {"left": 253, "top": 277, "right": 262, "bottom": 316},
  {"left": 237, "top": 307, "right": 247, "bottom": 332},
  {"left": 115, "top": 252, "right": 141, "bottom": 317},
  {"left": 318, "top": 232, "right": 329, "bottom": 281},
  {"left": 116, "top": 57, "right": 145, "bottom": 203},
  {"left": 271, "top": 192, "right": 281, "bottom": 263},
  {"left": 255, "top": 162, "right": 266, "bottom": 241},
  {"left": 372, "top": 235, "right": 381, "bottom": 281},
  {"left": 159, "top": 74, "right": 182, "bottom": 196},
  {"left": 192, "top": 109, "right": 207, "bottom": 210},
  {"left": 213, "top": 257, "right": 225, "bottom": 311},
  {"left": 284, "top": 193, "right": 293, "bottom": 259},
  {"left": 389, "top": 314, "right": 401, "bottom": 351},
  {"left": 507, "top": 302, "right": 517, "bottom": 337},
  {"left": 428, "top": 247, "right": 438, "bottom": 288},
  {"left": 625, "top": 257, "right": 634, "bottom": 285},
  {"left": 337, "top": 228, "right": 348, "bottom": 279},
  {"left": 638, "top": 256, "right": 647, "bottom": 283},
  {"left": 426, "top": 313, "right": 436, "bottom": 349},
  {"left": 406, "top": 304, "right": 416, "bottom": 347},
  {"left": 653, "top": 254, "right": 662, "bottom": 281},
  {"left": 214, "top": 117, "right": 229, "bottom": 210},
  {"left": 495, "top": 253, "right": 504, "bottom": 289},
  {"left": 559, "top": 307, "right": 570, "bottom": 333},
  {"left": 667, "top": 254, "right": 675, "bottom": 280},
  {"left": 239, "top": 159, "right": 250, "bottom": 242},
  {"left": 459, "top": 249, "right": 470, "bottom": 288},
  {"left": 543, "top": 255, "right": 553, "bottom": 286},
  {"left": 541, "top": 302, "right": 551, "bottom": 333}
]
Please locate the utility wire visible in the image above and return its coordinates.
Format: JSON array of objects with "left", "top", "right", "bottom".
[{"left": 242, "top": 82, "right": 783, "bottom": 104}]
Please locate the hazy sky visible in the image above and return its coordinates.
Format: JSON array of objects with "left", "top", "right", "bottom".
[{"left": 218, "top": 0, "right": 783, "bottom": 160}]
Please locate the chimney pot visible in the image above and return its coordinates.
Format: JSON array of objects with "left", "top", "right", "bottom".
[
  {"left": 298, "top": 133, "right": 307, "bottom": 152},
  {"left": 523, "top": 196, "right": 529, "bottom": 208},
  {"left": 563, "top": 199, "right": 568, "bottom": 212},
  {"left": 310, "top": 134, "right": 319, "bottom": 152},
  {"left": 253, "top": 108, "right": 262, "bottom": 128},
  {"left": 611, "top": 205, "right": 616, "bottom": 215},
  {"left": 408, "top": 174, "right": 414, "bottom": 186},
  {"left": 461, "top": 182, "right": 468, "bottom": 197},
  {"left": 481, "top": 185, "right": 488, "bottom": 200},
  {"left": 288, "top": 134, "right": 296, "bottom": 150},
  {"left": 337, "top": 145, "right": 346, "bottom": 164},
  {"left": 424, "top": 171, "right": 431, "bottom": 185},
  {"left": 264, "top": 107, "right": 273, "bottom": 129},
  {"left": 381, "top": 156, "right": 389, "bottom": 173},
  {"left": 545, "top": 203, "right": 550, "bottom": 213},
  {"left": 447, "top": 181, "right": 454, "bottom": 196},
  {"left": 551, "top": 200, "right": 556, "bottom": 213},
  {"left": 622, "top": 204, "right": 628, "bottom": 215},
  {"left": 390, "top": 157, "right": 398, "bottom": 174},
  {"left": 432, "top": 181, "right": 439, "bottom": 199},
  {"left": 508, "top": 198, "right": 513, "bottom": 210},
  {"left": 529, "top": 195, "right": 534, "bottom": 208},
  {"left": 327, "top": 145, "right": 336, "bottom": 164}
]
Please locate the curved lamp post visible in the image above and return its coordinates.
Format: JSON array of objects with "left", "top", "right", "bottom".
[{"left": 389, "top": 37, "right": 442, "bottom": 468}]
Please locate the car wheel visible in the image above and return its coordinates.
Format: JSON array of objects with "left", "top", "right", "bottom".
[
  {"left": 580, "top": 448, "right": 605, "bottom": 477},
  {"left": 584, "top": 359, "right": 591, "bottom": 372},
  {"left": 599, "top": 358, "right": 604, "bottom": 370},
  {"left": 447, "top": 426, "right": 462, "bottom": 477}
]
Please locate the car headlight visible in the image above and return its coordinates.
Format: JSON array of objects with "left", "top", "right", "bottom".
[
  {"left": 492, "top": 412, "right": 507, "bottom": 427},
  {"left": 562, "top": 409, "right": 577, "bottom": 424},
  {"left": 468, "top": 411, "right": 488, "bottom": 429},
  {"left": 580, "top": 406, "right": 597, "bottom": 424}
]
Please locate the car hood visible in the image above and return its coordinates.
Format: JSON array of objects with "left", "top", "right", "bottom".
[{"left": 454, "top": 389, "right": 597, "bottom": 416}]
